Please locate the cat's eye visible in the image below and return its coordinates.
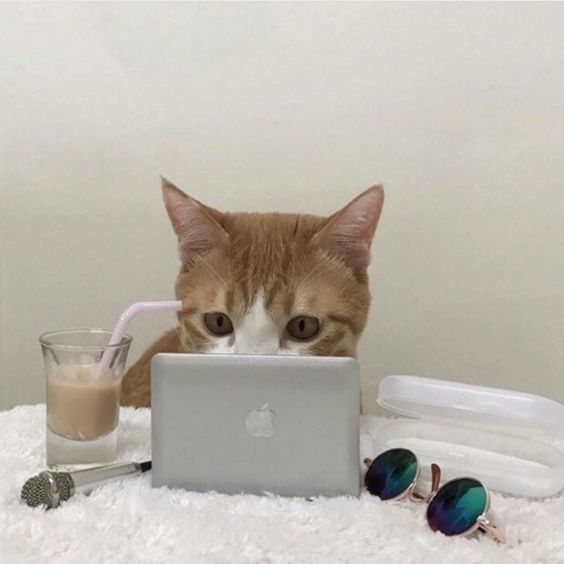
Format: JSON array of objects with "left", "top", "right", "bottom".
[
  {"left": 286, "top": 316, "right": 321, "bottom": 341},
  {"left": 203, "top": 312, "right": 234, "bottom": 336}
]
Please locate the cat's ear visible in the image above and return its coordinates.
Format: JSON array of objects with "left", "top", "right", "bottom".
[
  {"left": 312, "top": 186, "right": 384, "bottom": 270},
  {"left": 161, "top": 177, "right": 228, "bottom": 265}
]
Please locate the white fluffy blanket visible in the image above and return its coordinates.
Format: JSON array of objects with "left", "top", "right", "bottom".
[{"left": 1, "top": 405, "right": 563, "bottom": 563}]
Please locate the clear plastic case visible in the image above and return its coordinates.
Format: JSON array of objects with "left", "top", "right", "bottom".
[{"left": 369, "top": 375, "right": 564, "bottom": 498}]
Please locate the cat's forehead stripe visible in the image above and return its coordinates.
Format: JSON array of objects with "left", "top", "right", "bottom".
[
  {"left": 233, "top": 293, "right": 280, "bottom": 354},
  {"left": 224, "top": 287, "right": 235, "bottom": 312},
  {"left": 283, "top": 290, "right": 295, "bottom": 316}
]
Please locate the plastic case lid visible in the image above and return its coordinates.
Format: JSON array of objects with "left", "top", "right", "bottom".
[
  {"left": 378, "top": 375, "right": 564, "bottom": 439},
  {"left": 372, "top": 375, "right": 564, "bottom": 498}
]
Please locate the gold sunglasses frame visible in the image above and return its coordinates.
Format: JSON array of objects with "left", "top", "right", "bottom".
[{"left": 364, "top": 452, "right": 505, "bottom": 543}]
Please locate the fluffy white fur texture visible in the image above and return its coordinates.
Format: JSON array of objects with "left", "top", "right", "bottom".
[{"left": 1, "top": 405, "right": 563, "bottom": 563}]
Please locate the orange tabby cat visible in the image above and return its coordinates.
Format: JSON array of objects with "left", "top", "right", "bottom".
[{"left": 121, "top": 179, "right": 384, "bottom": 407}]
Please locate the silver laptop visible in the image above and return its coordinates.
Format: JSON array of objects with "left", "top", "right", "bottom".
[{"left": 151, "top": 353, "right": 360, "bottom": 498}]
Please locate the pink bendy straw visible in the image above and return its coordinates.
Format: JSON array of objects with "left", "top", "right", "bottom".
[{"left": 98, "top": 300, "right": 182, "bottom": 373}]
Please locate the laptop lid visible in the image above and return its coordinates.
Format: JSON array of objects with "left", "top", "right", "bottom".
[{"left": 151, "top": 353, "right": 360, "bottom": 498}]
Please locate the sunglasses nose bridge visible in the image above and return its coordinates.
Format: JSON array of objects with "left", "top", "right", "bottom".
[
  {"left": 408, "top": 462, "right": 442, "bottom": 503},
  {"left": 408, "top": 489, "right": 429, "bottom": 503},
  {"left": 430, "top": 463, "right": 442, "bottom": 495}
]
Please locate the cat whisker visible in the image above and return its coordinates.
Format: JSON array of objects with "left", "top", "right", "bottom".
[
  {"left": 192, "top": 253, "right": 226, "bottom": 288},
  {"left": 296, "top": 259, "right": 340, "bottom": 294},
  {"left": 175, "top": 326, "right": 189, "bottom": 351},
  {"left": 295, "top": 262, "right": 326, "bottom": 293}
]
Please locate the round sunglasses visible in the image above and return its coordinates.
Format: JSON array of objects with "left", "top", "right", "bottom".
[{"left": 364, "top": 448, "right": 505, "bottom": 543}]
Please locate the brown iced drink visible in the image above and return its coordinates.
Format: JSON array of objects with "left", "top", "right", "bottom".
[{"left": 46, "top": 364, "right": 121, "bottom": 440}]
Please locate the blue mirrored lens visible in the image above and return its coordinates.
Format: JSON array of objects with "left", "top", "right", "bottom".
[
  {"left": 365, "top": 448, "right": 418, "bottom": 500},
  {"left": 426, "top": 478, "right": 488, "bottom": 536}
]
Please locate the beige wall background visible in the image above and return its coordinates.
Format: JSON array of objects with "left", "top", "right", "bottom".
[{"left": 1, "top": 3, "right": 563, "bottom": 411}]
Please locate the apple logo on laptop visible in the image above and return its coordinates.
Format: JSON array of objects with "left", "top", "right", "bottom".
[{"left": 245, "top": 402, "right": 276, "bottom": 438}]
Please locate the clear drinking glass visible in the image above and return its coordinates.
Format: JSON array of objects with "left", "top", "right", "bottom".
[{"left": 40, "top": 329, "right": 132, "bottom": 467}]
